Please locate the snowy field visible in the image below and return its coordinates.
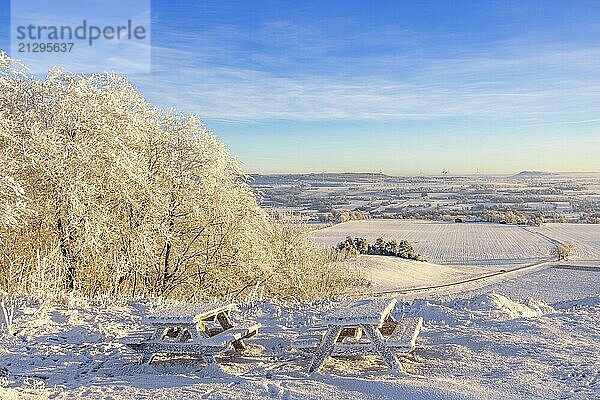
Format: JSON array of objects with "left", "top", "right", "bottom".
[
  {"left": 312, "top": 220, "right": 555, "bottom": 268},
  {"left": 531, "top": 224, "right": 600, "bottom": 261},
  {"left": 1, "top": 292, "right": 599, "bottom": 400}
]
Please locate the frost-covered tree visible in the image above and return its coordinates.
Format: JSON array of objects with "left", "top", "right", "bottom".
[
  {"left": 0, "top": 52, "right": 361, "bottom": 300},
  {"left": 555, "top": 242, "right": 577, "bottom": 261},
  {"left": 0, "top": 52, "right": 268, "bottom": 298}
]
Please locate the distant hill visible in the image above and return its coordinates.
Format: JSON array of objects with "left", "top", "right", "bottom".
[{"left": 511, "top": 171, "right": 558, "bottom": 179}]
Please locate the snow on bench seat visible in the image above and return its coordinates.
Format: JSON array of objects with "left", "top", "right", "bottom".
[
  {"left": 292, "top": 325, "right": 327, "bottom": 348},
  {"left": 385, "top": 317, "right": 423, "bottom": 351},
  {"left": 125, "top": 322, "right": 261, "bottom": 355},
  {"left": 121, "top": 330, "right": 155, "bottom": 345},
  {"left": 331, "top": 342, "right": 375, "bottom": 356},
  {"left": 292, "top": 331, "right": 326, "bottom": 350},
  {"left": 203, "top": 322, "right": 261, "bottom": 348},
  {"left": 127, "top": 340, "right": 230, "bottom": 355}
]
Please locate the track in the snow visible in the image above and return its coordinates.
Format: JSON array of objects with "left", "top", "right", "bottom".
[
  {"left": 366, "top": 257, "right": 556, "bottom": 297},
  {"left": 364, "top": 227, "right": 564, "bottom": 297}
]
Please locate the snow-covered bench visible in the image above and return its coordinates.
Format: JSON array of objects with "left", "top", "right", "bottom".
[
  {"left": 293, "top": 298, "right": 423, "bottom": 373},
  {"left": 386, "top": 317, "right": 423, "bottom": 351},
  {"left": 121, "top": 329, "right": 155, "bottom": 346},
  {"left": 122, "top": 302, "right": 261, "bottom": 365},
  {"left": 201, "top": 322, "right": 260, "bottom": 348},
  {"left": 293, "top": 325, "right": 371, "bottom": 352}
]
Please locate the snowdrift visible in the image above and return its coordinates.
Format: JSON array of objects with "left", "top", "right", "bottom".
[{"left": 405, "top": 293, "right": 554, "bottom": 324}]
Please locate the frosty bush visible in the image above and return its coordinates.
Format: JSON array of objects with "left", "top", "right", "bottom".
[
  {"left": 0, "top": 52, "right": 363, "bottom": 301},
  {"left": 555, "top": 241, "right": 577, "bottom": 261},
  {"left": 0, "top": 293, "right": 16, "bottom": 335},
  {"left": 337, "top": 236, "right": 425, "bottom": 261},
  {"left": 266, "top": 214, "right": 368, "bottom": 300}
]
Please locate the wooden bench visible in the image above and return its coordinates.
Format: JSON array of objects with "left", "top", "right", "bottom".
[
  {"left": 294, "top": 318, "right": 423, "bottom": 357},
  {"left": 386, "top": 317, "right": 423, "bottom": 351},
  {"left": 127, "top": 340, "right": 231, "bottom": 358},
  {"left": 293, "top": 298, "right": 424, "bottom": 373},
  {"left": 292, "top": 330, "right": 325, "bottom": 352},
  {"left": 291, "top": 325, "right": 327, "bottom": 350},
  {"left": 120, "top": 330, "right": 155, "bottom": 346},
  {"left": 122, "top": 302, "right": 261, "bottom": 365}
]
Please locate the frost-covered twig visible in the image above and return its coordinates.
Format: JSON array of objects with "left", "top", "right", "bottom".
[{"left": 0, "top": 295, "right": 16, "bottom": 335}]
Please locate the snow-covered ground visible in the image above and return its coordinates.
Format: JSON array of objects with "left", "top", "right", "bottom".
[
  {"left": 312, "top": 220, "right": 555, "bottom": 268},
  {"left": 2, "top": 222, "right": 599, "bottom": 399},
  {"left": 335, "top": 255, "right": 489, "bottom": 292},
  {"left": 461, "top": 266, "right": 600, "bottom": 303},
  {"left": 0, "top": 288, "right": 598, "bottom": 400}
]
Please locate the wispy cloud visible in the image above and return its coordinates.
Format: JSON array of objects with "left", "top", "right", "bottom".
[{"left": 131, "top": 41, "right": 600, "bottom": 124}]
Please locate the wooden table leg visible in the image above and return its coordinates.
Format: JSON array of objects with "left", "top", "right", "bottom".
[
  {"left": 216, "top": 311, "right": 245, "bottom": 351},
  {"left": 188, "top": 325, "right": 204, "bottom": 340},
  {"left": 216, "top": 311, "right": 234, "bottom": 329},
  {"left": 362, "top": 324, "right": 404, "bottom": 372},
  {"left": 138, "top": 326, "right": 165, "bottom": 364},
  {"left": 173, "top": 327, "right": 188, "bottom": 341},
  {"left": 308, "top": 325, "right": 343, "bottom": 373},
  {"left": 141, "top": 353, "right": 155, "bottom": 365},
  {"left": 150, "top": 326, "right": 165, "bottom": 340},
  {"left": 231, "top": 340, "right": 246, "bottom": 351}
]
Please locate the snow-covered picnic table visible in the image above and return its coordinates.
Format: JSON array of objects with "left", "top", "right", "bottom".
[
  {"left": 293, "top": 298, "right": 422, "bottom": 373},
  {"left": 122, "top": 302, "right": 260, "bottom": 365}
]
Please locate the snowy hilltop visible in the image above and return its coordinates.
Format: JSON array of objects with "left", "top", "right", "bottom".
[{"left": 0, "top": 291, "right": 598, "bottom": 400}]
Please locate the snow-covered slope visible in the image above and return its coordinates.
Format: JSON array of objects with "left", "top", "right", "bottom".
[
  {"left": 2, "top": 224, "right": 598, "bottom": 399},
  {"left": 337, "top": 255, "right": 487, "bottom": 292},
  {"left": 460, "top": 265, "right": 600, "bottom": 303}
]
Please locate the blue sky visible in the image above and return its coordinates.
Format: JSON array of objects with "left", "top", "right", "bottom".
[{"left": 2, "top": 0, "right": 600, "bottom": 174}]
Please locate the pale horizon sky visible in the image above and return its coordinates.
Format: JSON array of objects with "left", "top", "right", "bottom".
[{"left": 1, "top": 0, "right": 599, "bottom": 175}]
